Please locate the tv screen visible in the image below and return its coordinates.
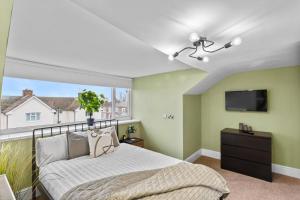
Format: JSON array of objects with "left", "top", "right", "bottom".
[{"left": 225, "top": 90, "right": 267, "bottom": 112}]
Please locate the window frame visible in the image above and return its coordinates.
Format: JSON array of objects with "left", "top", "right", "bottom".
[
  {"left": 111, "top": 88, "right": 131, "bottom": 121},
  {"left": 81, "top": 87, "right": 132, "bottom": 121},
  {"left": 25, "top": 112, "right": 41, "bottom": 121}
]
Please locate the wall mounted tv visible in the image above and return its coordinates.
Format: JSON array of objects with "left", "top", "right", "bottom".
[{"left": 225, "top": 90, "right": 268, "bottom": 112}]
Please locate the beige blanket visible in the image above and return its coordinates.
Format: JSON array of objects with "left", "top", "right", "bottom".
[{"left": 60, "top": 162, "right": 230, "bottom": 200}]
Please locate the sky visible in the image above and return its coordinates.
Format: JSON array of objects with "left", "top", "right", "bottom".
[{"left": 2, "top": 77, "right": 112, "bottom": 99}]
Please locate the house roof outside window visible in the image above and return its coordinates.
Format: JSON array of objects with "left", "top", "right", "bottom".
[{"left": 0, "top": 90, "right": 122, "bottom": 114}]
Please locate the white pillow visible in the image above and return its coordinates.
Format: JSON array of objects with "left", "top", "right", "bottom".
[
  {"left": 87, "top": 130, "right": 114, "bottom": 158},
  {"left": 100, "top": 126, "right": 120, "bottom": 147},
  {"left": 36, "top": 134, "right": 68, "bottom": 167}
]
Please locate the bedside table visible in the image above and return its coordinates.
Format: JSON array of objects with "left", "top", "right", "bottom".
[
  {"left": 0, "top": 175, "right": 16, "bottom": 200},
  {"left": 122, "top": 137, "right": 144, "bottom": 148}
]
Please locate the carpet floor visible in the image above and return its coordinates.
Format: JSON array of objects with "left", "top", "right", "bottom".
[{"left": 195, "top": 156, "right": 300, "bottom": 200}]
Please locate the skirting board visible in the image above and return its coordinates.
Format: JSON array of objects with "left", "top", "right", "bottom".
[{"left": 185, "top": 148, "right": 300, "bottom": 179}]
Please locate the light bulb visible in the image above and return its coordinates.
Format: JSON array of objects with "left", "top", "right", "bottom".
[
  {"left": 231, "top": 37, "right": 242, "bottom": 46},
  {"left": 189, "top": 32, "right": 200, "bottom": 42},
  {"left": 168, "top": 54, "right": 174, "bottom": 61},
  {"left": 203, "top": 56, "right": 210, "bottom": 63}
]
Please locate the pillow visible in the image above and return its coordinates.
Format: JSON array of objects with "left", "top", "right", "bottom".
[
  {"left": 100, "top": 126, "right": 120, "bottom": 147},
  {"left": 36, "top": 134, "right": 68, "bottom": 167},
  {"left": 66, "top": 131, "right": 89, "bottom": 159},
  {"left": 87, "top": 130, "right": 114, "bottom": 158}
]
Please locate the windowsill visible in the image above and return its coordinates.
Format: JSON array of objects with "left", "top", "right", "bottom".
[
  {"left": 117, "top": 119, "right": 140, "bottom": 125},
  {"left": 0, "top": 119, "right": 140, "bottom": 142}
]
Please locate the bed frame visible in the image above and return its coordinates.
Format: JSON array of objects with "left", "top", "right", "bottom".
[
  {"left": 32, "top": 119, "right": 227, "bottom": 200},
  {"left": 31, "top": 119, "right": 119, "bottom": 200}
]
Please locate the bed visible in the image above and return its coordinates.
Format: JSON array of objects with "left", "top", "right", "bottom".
[{"left": 32, "top": 120, "right": 229, "bottom": 200}]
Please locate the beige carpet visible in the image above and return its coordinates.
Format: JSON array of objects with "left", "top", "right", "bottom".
[{"left": 195, "top": 156, "right": 300, "bottom": 200}]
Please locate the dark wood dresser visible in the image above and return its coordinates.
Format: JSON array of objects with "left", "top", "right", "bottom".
[{"left": 221, "top": 128, "right": 272, "bottom": 182}]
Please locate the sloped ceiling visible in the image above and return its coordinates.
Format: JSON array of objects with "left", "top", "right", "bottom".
[
  {"left": 6, "top": 0, "right": 189, "bottom": 79},
  {"left": 6, "top": 0, "right": 300, "bottom": 93}
]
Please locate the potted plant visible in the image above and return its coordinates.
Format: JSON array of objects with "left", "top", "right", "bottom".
[
  {"left": 127, "top": 125, "right": 136, "bottom": 139},
  {"left": 0, "top": 143, "right": 31, "bottom": 199},
  {"left": 78, "top": 90, "right": 105, "bottom": 126}
]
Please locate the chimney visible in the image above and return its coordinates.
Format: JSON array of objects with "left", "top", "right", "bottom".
[{"left": 23, "top": 89, "right": 33, "bottom": 97}]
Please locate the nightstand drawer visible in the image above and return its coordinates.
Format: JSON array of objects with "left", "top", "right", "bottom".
[
  {"left": 133, "top": 140, "right": 144, "bottom": 147},
  {"left": 122, "top": 137, "right": 144, "bottom": 148}
]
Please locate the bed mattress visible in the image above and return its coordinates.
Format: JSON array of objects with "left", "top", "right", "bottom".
[{"left": 39, "top": 143, "right": 182, "bottom": 200}]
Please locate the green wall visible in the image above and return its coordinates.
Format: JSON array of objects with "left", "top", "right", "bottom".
[
  {"left": 201, "top": 66, "right": 300, "bottom": 168},
  {"left": 183, "top": 95, "right": 202, "bottom": 159},
  {"left": 133, "top": 65, "right": 300, "bottom": 169},
  {"left": 0, "top": 0, "right": 13, "bottom": 95},
  {"left": 0, "top": 122, "right": 143, "bottom": 190},
  {"left": 133, "top": 69, "right": 206, "bottom": 159}
]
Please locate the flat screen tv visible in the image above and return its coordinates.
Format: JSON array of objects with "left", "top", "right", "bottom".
[{"left": 225, "top": 90, "right": 267, "bottom": 112}]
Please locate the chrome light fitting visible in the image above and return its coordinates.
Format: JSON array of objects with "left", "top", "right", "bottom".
[{"left": 168, "top": 32, "right": 242, "bottom": 62}]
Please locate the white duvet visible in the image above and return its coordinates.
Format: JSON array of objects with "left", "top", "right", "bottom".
[{"left": 39, "top": 143, "right": 181, "bottom": 200}]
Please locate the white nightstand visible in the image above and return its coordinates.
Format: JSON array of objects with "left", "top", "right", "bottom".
[{"left": 0, "top": 174, "right": 16, "bottom": 200}]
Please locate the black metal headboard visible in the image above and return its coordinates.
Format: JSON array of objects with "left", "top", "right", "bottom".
[{"left": 31, "top": 119, "right": 118, "bottom": 200}]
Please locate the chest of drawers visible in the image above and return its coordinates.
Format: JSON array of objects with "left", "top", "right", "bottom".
[{"left": 221, "top": 128, "right": 272, "bottom": 182}]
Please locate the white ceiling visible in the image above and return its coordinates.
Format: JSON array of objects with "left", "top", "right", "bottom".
[
  {"left": 6, "top": 0, "right": 189, "bottom": 79},
  {"left": 6, "top": 0, "right": 300, "bottom": 93}
]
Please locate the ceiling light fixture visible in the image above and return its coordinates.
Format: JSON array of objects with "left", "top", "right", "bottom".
[
  {"left": 169, "top": 33, "right": 242, "bottom": 62},
  {"left": 168, "top": 54, "right": 174, "bottom": 61},
  {"left": 189, "top": 32, "right": 200, "bottom": 42},
  {"left": 231, "top": 37, "right": 242, "bottom": 46}
]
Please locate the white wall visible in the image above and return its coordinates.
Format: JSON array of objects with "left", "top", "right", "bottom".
[
  {"left": 59, "top": 111, "right": 75, "bottom": 123},
  {"left": 74, "top": 109, "right": 108, "bottom": 122},
  {"left": 0, "top": 99, "right": 113, "bottom": 130},
  {"left": 0, "top": 113, "right": 7, "bottom": 129},
  {"left": 74, "top": 109, "right": 86, "bottom": 122},
  {"left": 5, "top": 97, "right": 55, "bottom": 128}
]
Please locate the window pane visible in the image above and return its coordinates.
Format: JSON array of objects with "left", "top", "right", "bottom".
[
  {"left": 101, "top": 98, "right": 112, "bottom": 120},
  {"left": 30, "top": 113, "right": 36, "bottom": 121},
  {"left": 114, "top": 88, "right": 130, "bottom": 118},
  {"left": 26, "top": 113, "right": 30, "bottom": 121}
]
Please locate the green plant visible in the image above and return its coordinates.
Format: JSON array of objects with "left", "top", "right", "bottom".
[
  {"left": 0, "top": 143, "right": 64, "bottom": 200},
  {"left": 127, "top": 125, "right": 136, "bottom": 138},
  {"left": 0, "top": 142, "right": 31, "bottom": 199},
  {"left": 78, "top": 90, "right": 106, "bottom": 119}
]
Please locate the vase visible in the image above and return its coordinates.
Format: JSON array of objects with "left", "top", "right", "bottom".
[{"left": 87, "top": 118, "right": 95, "bottom": 126}]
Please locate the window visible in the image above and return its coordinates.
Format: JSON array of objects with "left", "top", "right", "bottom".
[
  {"left": 26, "top": 112, "right": 41, "bottom": 121},
  {"left": 0, "top": 77, "right": 131, "bottom": 130},
  {"left": 113, "top": 88, "right": 130, "bottom": 119}
]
